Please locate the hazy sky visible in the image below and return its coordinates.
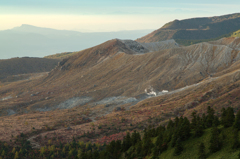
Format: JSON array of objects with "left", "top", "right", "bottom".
[{"left": 1, "top": 0, "right": 240, "bottom": 32}]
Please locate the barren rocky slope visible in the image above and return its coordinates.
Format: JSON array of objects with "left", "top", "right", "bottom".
[
  {"left": 1, "top": 37, "right": 240, "bottom": 146},
  {"left": 1, "top": 37, "right": 240, "bottom": 116}
]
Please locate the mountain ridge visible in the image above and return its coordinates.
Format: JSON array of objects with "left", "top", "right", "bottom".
[
  {"left": 0, "top": 57, "right": 60, "bottom": 83},
  {"left": 137, "top": 13, "right": 240, "bottom": 43},
  {"left": 1, "top": 36, "right": 240, "bottom": 151},
  {"left": 0, "top": 24, "right": 153, "bottom": 59}
]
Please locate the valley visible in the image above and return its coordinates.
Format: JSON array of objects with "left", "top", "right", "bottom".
[{"left": 1, "top": 12, "right": 240, "bottom": 159}]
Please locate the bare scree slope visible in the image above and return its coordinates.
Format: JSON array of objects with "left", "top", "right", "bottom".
[{"left": 1, "top": 37, "right": 240, "bottom": 116}]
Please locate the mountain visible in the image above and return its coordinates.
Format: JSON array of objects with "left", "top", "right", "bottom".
[
  {"left": 0, "top": 24, "right": 153, "bottom": 59},
  {"left": 1, "top": 16, "right": 240, "bottom": 151},
  {"left": 136, "top": 13, "right": 240, "bottom": 45},
  {"left": 1, "top": 37, "right": 240, "bottom": 115},
  {"left": 0, "top": 57, "right": 60, "bottom": 83},
  {"left": 1, "top": 36, "right": 240, "bottom": 149},
  {"left": 0, "top": 39, "right": 180, "bottom": 113}
]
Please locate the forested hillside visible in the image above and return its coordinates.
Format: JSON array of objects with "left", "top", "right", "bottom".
[{"left": 1, "top": 106, "right": 240, "bottom": 159}]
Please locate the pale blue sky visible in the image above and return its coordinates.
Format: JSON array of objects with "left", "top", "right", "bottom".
[{"left": 1, "top": 0, "right": 240, "bottom": 32}]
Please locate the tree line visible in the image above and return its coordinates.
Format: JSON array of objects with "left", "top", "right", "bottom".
[{"left": 1, "top": 106, "right": 240, "bottom": 158}]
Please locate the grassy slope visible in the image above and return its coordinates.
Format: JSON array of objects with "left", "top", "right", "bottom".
[
  {"left": 232, "top": 30, "right": 240, "bottom": 37},
  {"left": 153, "top": 126, "right": 239, "bottom": 159}
]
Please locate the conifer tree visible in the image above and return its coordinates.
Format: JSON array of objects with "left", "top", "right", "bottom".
[
  {"left": 171, "top": 134, "right": 178, "bottom": 147},
  {"left": 179, "top": 116, "right": 184, "bottom": 125},
  {"left": 115, "top": 140, "right": 122, "bottom": 153},
  {"left": 142, "top": 137, "right": 153, "bottom": 156},
  {"left": 107, "top": 140, "right": 116, "bottom": 154},
  {"left": 193, "top": 118, "right": 204, "bottom": 137},
  {"left": 167, "top": 119, "right": 174, "bottom": 130},
  {"left": 225, "top": 107, "right": 235, "bottom": 127},
  {"left": 152, "top": 145, "right": 159, "bottom": 157},
  {"left": 181, "top": 117, "right": 191, "bottom": 140},
  {"left": 93, "top": 149, "right": 100, "bottom": 159},
  {"left": 136, "top": 141, "right": 142, "bottom": 156},
  {"left": 87, "top": 150, "right": 93, "bottom": 159},
  {"left": 213, "top": 116, "right": 220, "bottom": 127},
  {"left": 1, "top": 150, "right": 5, "bottom": 157},
  {"left": 209, "top": 126, "right": 222, "bottom": 153},
  {"left": 191, "top": 111, "right": 197, "bottom": 129},
  {"left": 155, "top": 134, "right": 163, "bottom": 147},
  {"left": 231, "top": 129, "right": 240, "bottom": 149},
  {"left": 14, "top": 151, "right": 19, "bottom": 159},
  {"left": 156, "top": 125, "right": 165, "bottom": 135},
  {"left": 206, "top": 106, "right": 215, "bottom": 128},
  {"left": 201, "top": 113, "right": 207, "bottom": 128},
  {"left": 174, "top": 117, "right": 180, "bottom": 128},
  {"left": 12, "top": 147, "right": 16, "bottom": 154},
  {"left": 80, "top": 151, "right": 87, "bottom": 159},
  {"left": 191, "top": 114, "right": 204, "bottom": 137},
  {"left": 131, "top": 130, "right": 141, "bottom": 145},
  {"left": 155, "top": 133, "right": 167, "bottom": 153},
  {"left": 173, "top": 138, "right": 183, "bottom": 156},
  {"left": 234, "top": 109, "right": 240, "bottom": 130},
  {"left": 160, "top": 142, "right": 168, "bottom": 153},
  {"left": 77, "top": 149, "right": 82, "bottom": 159},
  {"left": 122, "top": 132, "right": 132, "bottom": 151},
  {"left": 198, "top": 142, "right": 206, "bottom": 159},
  {"left": 221, "top": 108, "right": 227, "bottom": 126}
]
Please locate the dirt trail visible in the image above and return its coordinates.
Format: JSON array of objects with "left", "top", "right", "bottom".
[{"left": 28, "top": 135, "right": 41, "bottom": 149}]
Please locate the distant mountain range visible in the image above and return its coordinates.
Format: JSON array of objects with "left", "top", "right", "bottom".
[
  {"left": 0, "top": 24, "right": 153, "bottom": 59},
  {"left": 2, "top": 13, "right": 240, "bottom": 60},
  {"left": 137, "top": 13, "right": 240, "bottom": 45}
]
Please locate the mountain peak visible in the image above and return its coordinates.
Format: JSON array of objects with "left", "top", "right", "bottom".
[
  {"left": 137, "top": 12, "right": 240, "bottom": 43},
  {"left": 13, "top": 24, "right": 38, "bottom": 30},
  {"left": 20, "top": 24, "right": 35, "bottom": 27}
]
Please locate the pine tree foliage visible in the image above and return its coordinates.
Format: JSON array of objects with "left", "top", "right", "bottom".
[
  {"left": 173, "top": 138, "right": 183, "bottom": 156},
  {"left": 2, "top": 106, "right": 240, "bottom": 158},
  {"left": 231, "top": 128, "right": 240, "bottom": 149},
  {"left": 222, "top": 107, "right": 235, "bottom": 128},
  {"left": 206, "top": 106, "right": 215, "bottom": 128},
  {"left": 198, "top": 142, "right": 206, "bottom": 159},
  {"left": 209, "top": 126, "right": 222, "bottom": 153},
  {"left": 233, "top": 109, "right": 240, "bottom": 130}
]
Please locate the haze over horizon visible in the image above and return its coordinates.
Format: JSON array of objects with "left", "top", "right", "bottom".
[
  {"left": 1, "top": 0, "right": 240, "bottom": 59},
  {"left": 1, "top": 0, "right": 240, "bottom": 32}
]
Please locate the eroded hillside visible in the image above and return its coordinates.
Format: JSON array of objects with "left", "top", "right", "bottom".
[
  {"left": 1, "top": 37, "right": 240, "bottom": 145},
  {"left": 1, "top": 37, "right": 240, "bottom": 114}
]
